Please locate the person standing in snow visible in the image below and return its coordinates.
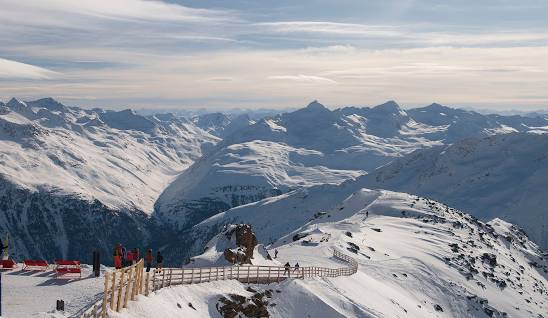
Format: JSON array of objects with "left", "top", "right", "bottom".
[
  {"left": 126, "top": 249, "right": 134, "bottom": 266},
  {"left": 274, "top": 249, "right": 278, "bottom": 258},
  {"left": 294, "top": 262, "right": 301, "bottom": 278},
  {"left": 156, "top": 251, "right": 164, "bottom": 270},
  {"left": 284, "top": 262, "right": 291, "bottom": 277},
  {"left": 0, "top": 241, "right": 7, "bottom": 259},
  {"left": 121, "top": 245, "right": 127, "bottom": 267},
  {"left": 145, "top": 249, "right": 153, "bottom": 272},
  {"left": 113, "top": 243, "right": 123, "bottom": 269},
  {"left": 135, "top": 248, "right": 140, "bottom": 262}
]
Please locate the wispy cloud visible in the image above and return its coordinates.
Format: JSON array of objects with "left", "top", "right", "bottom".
[
  {"left": 256, "top": 21, "right": 402, "bottom": 37},
  {"left": 0, "top": 0, "right": 234, "bottom": 27},
  {"left": 0, "top": 0, "right": 547, "bottom": 109},
  {"left": 0, "top": 58, "right": 58, "bottom": 80},
  {"left": 267, "top": 74, "right": 337, "bottom": 84}
]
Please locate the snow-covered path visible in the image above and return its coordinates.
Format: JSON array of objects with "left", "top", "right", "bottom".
[{"left": 2, "top": 265, "right": 104, "bottom": 317}]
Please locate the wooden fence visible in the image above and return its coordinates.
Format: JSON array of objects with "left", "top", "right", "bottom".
[
  {"left": 150, "top": 249, "right": 358, "bottom": 291},
  {"left": 78, "top": 249, "right": 357, "bottom": 318},
  {"left": 79, "top": 259, "right": 148, "bottom": 318}
]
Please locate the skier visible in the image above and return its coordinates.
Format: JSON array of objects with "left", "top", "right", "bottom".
[
  {"left": 145, "top": 249, "right": 153, "bottom": 272},
  {"left": 274, "top": 249, "right": 278, "bottom": 259},
  {"left": 156, "top": 251, "right": 164, "bottom": 270},
  {"left": 284, "top": 262, "right": 291, "bottom": 277},
  {"left": 366, "top": 211, "right": 369, "bottom": 218}
]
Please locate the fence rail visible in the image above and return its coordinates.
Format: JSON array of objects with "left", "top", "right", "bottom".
[
  {"left": 150, "top": 249, "right": 358, "bottom": 291},
  {"left": 78, "top": 249, "right": 357, "bottom": 318}
]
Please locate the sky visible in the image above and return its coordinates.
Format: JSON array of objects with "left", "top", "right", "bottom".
[{"left": 0, "top": 0, "right": 547, "bottom": 110}]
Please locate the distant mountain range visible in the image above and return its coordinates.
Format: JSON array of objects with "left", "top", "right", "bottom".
[
  {"left": 0, "top": 97, "right": 546, "bottom": 262},
  {"left": 155, "top": 100, "right": 548, "bottom": 237}
]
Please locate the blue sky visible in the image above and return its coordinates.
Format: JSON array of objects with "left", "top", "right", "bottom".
[{"left": 0, "top": 0, "right": 547, "bottom": 110}]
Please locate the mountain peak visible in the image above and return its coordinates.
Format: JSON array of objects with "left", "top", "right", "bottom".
[
  {"left": 27, "top": 97, "right": 66, "bottom": 111},
  {"left": 425, "top": 102, "right": 451, "bottom": 111},
  {"left": 373, "top": 100, "right": 402, "bottom": 112},
  {"left": 305, "top": 100, "right": 329, "bottom": 111},
  {"left": 7, "top": 97, "right": 26, "bottom": 108}
]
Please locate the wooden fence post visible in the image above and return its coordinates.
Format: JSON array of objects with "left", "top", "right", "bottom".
[
  {"left": 116, "top": 270, "right": 126, "bottom": 312},
  {"left": 145, "top": 272, "right": 150, "bottom": 296},
  {"left": 131, "top": 265, "right": 138, "bottom": 300},
  {"left": 110, "top": 271, "right": 117, "bottom": 310},
  {"left": 102, "top": 271, "right": 109, "bottom": 318},
  {"left": 123, "top": 267, "right": 133, "bottom": 308}
]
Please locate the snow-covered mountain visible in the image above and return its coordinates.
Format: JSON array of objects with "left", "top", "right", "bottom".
[
  {"left": 124, "top": 189, "right": 548, "bottom": 318},
  {"left": 2, "top": 97, "right": 547, "bottom": 262},
  {"left": 356, "top": 132, "right": 548, "bottom": 249},
  {"left": 192, "top": 113, "right": 255, "bottom": 138},
  {"left": 180, "top": 132, "right": 548, "bottom": 250},
  {"left": 0, "top": 97, "right": 218, "bottom": 260},
  {"left": 154, "top": 101, "right": 547, "bottom": 231}
]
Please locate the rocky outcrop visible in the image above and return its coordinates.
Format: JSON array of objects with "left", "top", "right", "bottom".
[
  {"left": 216, "top": 288, "right": 273, "bottom": 318},
  {"left": 223, "top": 224, "right": 258, "bottom": 265}
]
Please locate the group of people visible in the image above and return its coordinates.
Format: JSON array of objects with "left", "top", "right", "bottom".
[
  {"left": 113, "top": 243, "right": 163, "bottom": 272},
  {"left": 283, "top": 262, "right": 300, "bottom": 277},
  {"left": 112, "top": 244, "right": 140, "bottom": 269}
]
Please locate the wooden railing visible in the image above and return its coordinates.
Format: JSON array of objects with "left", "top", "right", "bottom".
[
  {"left": 150, "top": 249, "right": 358, "bottom": 291},
  {"left": 78, "top": 250, "right": 357, "bottom": 318},
  {"left": 78, "top": 259, "right": 148, "bottom": 318}
]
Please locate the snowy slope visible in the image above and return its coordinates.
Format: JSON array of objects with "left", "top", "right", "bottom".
[
  {"left": 192, "top": 113, "right": 255, "bottom": 138},
  {"left": 154, "top": 101, "right": 442, "bottom": 229},
  {"left": 181, "top": 132, "right": 548, "bottom": 250},
  {"left": 0, "top": 97, "right": 218, "bottom": 260},
  {"left": 156, "top": 101, "right": 548, "bottom": 231},
  {"left": 155, "top": 139, "right": 363, "bottom": 230},
  {"left": 117, "top": 189, "right": 548, "bottom": 318},
  {"left": 3, "top": 264, "right": 105, "bottom": 318},
  {"left": 356, "top": 132, "right": 548, "bottom": 249},
  {"left": 0, "top": 97, "right": 218, "bottom": 212}
]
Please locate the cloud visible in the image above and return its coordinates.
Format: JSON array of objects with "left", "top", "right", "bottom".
[
  {"left": 256, "top": 21, "right": 402, "bottom": 37},
  {"left": 202, "top": 77, "right": 236, "bottom": 82},
  {"left": 1, "top": 1, "right": 547, "bottom": 110},
  {"left": 267, "top": 75, "right": 337, "bottom": 84},
  {"left": 0, "top": 58, "right": 58, "bottom": 80},
  {"left": 0, "top": 0, "right": 233, "bottom": 27}
]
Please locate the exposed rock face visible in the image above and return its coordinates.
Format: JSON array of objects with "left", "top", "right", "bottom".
[
  {"left": 216, "top": 289, "right": 273, "bottom": 318},
  {"left": 223, "top": 224, "right": 258, "bottom": 265}
]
